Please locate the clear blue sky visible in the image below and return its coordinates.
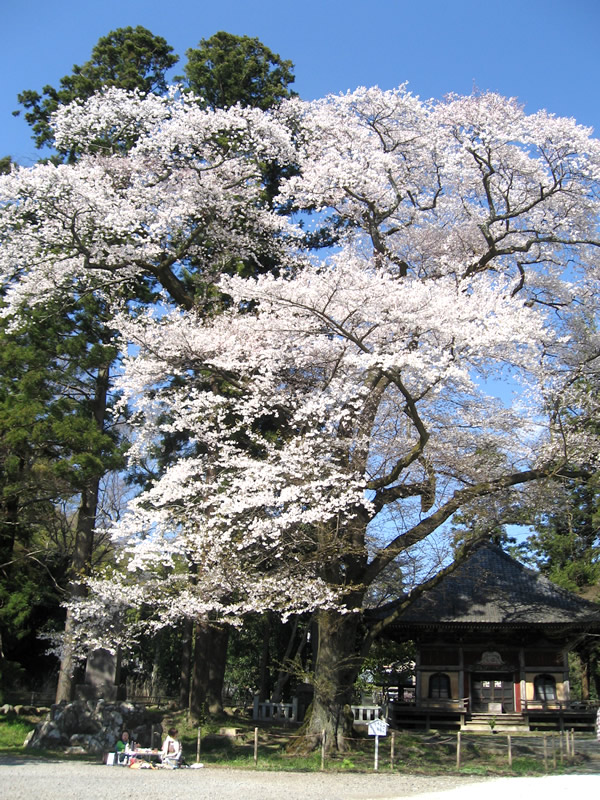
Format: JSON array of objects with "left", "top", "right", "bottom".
[{"left": 2, "top": 0, "right": 599, "bottom": 165}]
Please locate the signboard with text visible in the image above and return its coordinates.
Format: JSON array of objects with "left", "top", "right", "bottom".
[{"left": 368, "top": 719, "right": 388, "bottom": 737}]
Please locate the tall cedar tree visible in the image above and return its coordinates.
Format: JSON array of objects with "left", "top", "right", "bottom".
[
  {"left": 13, "top": 26, "right": 176, "bottom": 702},
  {"left": 0, "top": 299, "right": 123, "bottom": 698},
  {"left": 15, "top": 26, "right": 178, "bottom": 161},
  {"left": 11, "top": 27, "right": 297, "bottom": 706},
  {"left": 183, "top": 31, "right": 296, "bottom": 111}
]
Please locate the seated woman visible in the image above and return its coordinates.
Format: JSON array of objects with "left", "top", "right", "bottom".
[
  {"left": 160, "top": 728, "right": 183, "bottom": 768},
  {"left": 115, "top": 730, "right": 132, "bottom": 765}
]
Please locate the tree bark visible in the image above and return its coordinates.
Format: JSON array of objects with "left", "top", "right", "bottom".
[
  {"left": 179, "top": 616, "right": 194, "bottom": 710},
  {"left": 589, "top": 645, "right": 600, "bottom": 702},
  {"left": 55, "top": 480, "right": 100, "bottom": 703},
  {"left": 293, "top": 608, "right": 362, "bottom": 752},
  {"left": 257, "top": 613, "right": 272, "bottom": 702},
  {"left": 580, "top": 651, "right": 590, "bottom": 702},
  {"left": 204, "top": 623, "right": 229, "bottom": 714},
  {"left": 190, "top": 619, "right": 229, "bottom": 717},
  {"left": 271, "top": 615, "right": 300, "bottom": 703},
  {"left": 55, "top": 365, "right": 108, "bottom": 704}
]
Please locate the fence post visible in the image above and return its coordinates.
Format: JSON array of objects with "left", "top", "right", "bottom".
[
  {"left": 321, "top": 729, "right": 326, "bottom": 771},
  {"left": 543, "top": 733, "right": 548, "bottom": 773},
  {"left": 559, "top": 731, "right": 564, "bottom": 764},
  {"left": 390, "top": 730, "right": 395, "bottom": 770},
  {"left": 507, "top": 735, "right": 512, "bottom": 768},
  {"left": 456, "top": 731, "right": 461, "bottom": 770},
  {"left": 571, "top": 728, "right": 576, "bottom": 759},
  {"left": 254, "top": 727, "right": 258, "bottom": 767},
  {"left": 196, "top": 727, "right": 201, "bottom": 762}
]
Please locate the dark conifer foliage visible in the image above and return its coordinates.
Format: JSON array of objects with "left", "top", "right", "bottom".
[
  {"left": 15, "top": 26, "right": 178, "bottom": 159},
  {"left": 183, "top": 31, "right": 296, "bottom": 111}
]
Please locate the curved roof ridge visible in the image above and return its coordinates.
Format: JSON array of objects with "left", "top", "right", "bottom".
[{"left": 373, "top": 540, "right": 600, "bottom": 627}]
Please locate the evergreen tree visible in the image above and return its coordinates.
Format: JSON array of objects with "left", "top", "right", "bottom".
[
  {"left": 183, "top": 31, "right": 296, "bottom": 111},
  {"left": 10, "top": 26, "right": 298, "bottom": 706},
  {"left": 525, "top": 477, "right": 600, "bottom": 592},
  {"left": 12, "top": 25, "right": 177, "bottom": 701},
  {"left": 0, "top": 299, "right": 124, "bottom": 699},
  {"left": 15, "top": 26, "right": 178, "bottom": 160}
]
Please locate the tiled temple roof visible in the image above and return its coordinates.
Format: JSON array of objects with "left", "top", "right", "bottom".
[{"left": 373, "top": 542, "right": 600, "bottom": 628}]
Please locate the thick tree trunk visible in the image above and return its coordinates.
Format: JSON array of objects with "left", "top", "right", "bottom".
[
  {"left": 56, "top": 365, "right": 108, "bottom": 704},
  {"left": 206, "top": 624, "right": 229, "bottom": 713},
  {"left": 271, "top": 615, "right": 300, "bottom": 703},
  {"left": 179, "top": 617, "right": 194, "bottom": 710},
  {"left": 580, "top": 652, "right": 590, "bottom": 702},
  {"left": 294, "top": 608, "right": 363, "bottom": 752},
  {"left": 55, "top": 608, "right": 78, "bottom": 703},
  {"left": 589, "top": 646, "right": 600, "bottom": 702},
  {"left": 180, "top": 563, "right": 198, "bottom": 709},
  {"left": 55, "top": 480, "right": 100, "bottom": 703},
  {"left": 190, "top": 619, "right": 229, "bottom": 717},
  {"left": 257, "top": 612, "right": 272, "bottom": 702}
]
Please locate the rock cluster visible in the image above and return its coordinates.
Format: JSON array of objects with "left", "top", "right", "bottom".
[
  {"left": 1, "top": 704, "right": 49, "bottom": 716},
  {"left": 24, "top": 700, "right": 161, "bottom": 755}
]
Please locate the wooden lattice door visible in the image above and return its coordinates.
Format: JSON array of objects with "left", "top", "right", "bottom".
[{"left": 471, "top": 673, "right": 514, "bottom": 712}]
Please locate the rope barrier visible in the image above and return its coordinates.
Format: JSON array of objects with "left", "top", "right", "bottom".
[{"left": 192, "top": 724, "right": 577, "bottom": 773}]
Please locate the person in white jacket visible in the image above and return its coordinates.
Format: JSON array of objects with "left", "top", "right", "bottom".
[{"left": 161, "top": 728, "right": 183, "bottom": 767}]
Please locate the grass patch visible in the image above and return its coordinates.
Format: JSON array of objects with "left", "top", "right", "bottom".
[
  {"left": 172, "top": 715, "right": 556, "bottom": 776},
  {"left": 510, "top": 756, "right": 547, "bottom": 775},
  {"left": 0, "top": 706, "right": 580, "bottom": 775},
  {"left": 458, "top": 765, "right": 491, "bottom": 775},
  {"left": 0, "top": 714, "right": 37, "bottom": 752}
]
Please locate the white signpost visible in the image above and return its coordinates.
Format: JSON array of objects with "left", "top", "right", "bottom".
[{"left": 368, "top": 718, "right": 388, "bottom": 771}]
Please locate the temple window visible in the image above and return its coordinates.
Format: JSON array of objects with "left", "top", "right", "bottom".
[
  {"left": 428, "top": 672, "right": 451, "bottom": 699},
  {"left": 534, "top": 674, "right": 557, "bottom": 702}
]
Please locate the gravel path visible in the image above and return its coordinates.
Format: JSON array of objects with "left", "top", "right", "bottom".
[{"left": 0, "top": 759, "right": 599, "bottom": 800}]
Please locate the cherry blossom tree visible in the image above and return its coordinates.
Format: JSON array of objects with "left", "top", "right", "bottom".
[{"left": 1, "top": 85, "right": 600, "bottom": 748}]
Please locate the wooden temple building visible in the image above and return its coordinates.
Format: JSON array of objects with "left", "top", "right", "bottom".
[{"left": 373, "top": 542, "right": 600, "bottom": 732}]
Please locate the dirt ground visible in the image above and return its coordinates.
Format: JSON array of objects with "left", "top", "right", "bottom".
[{"left": 0, "top": 757, "right": 599, "bottom": 800}]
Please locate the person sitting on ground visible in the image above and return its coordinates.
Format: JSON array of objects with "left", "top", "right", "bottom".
[
  {"left": 115, "top": 730, "right": 132, "bottom": 764},
  {"left": 160, "top": 727, "right": 183, "bottom": 767}
]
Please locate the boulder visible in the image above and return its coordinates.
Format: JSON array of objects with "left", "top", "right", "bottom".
[
  {"left": 25, "top": 700, "right": 157, "bottom": 754},
  {"left": 23, "top": 730, "right": 35, "bottom": 747},
  {"left": 31, "top": 720, "right": 66, "bottom": 748},
  {"left": 64, "top": 746, "right": 87, "bottom": 755},
  {"left": 15, "top": 705, "right": 37, "bottom": 716}
]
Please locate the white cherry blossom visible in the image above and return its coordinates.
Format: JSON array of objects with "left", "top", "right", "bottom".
[{"left": 1, "top": 85, "right": 599, "bottom": 636}]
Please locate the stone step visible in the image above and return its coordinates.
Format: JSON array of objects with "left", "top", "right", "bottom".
[
  {"left": 463, "top": 713, "right": 529, "bottom": 732},
  {"left": 464, "top": 724, "right": 528, "bottom": 732}
]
